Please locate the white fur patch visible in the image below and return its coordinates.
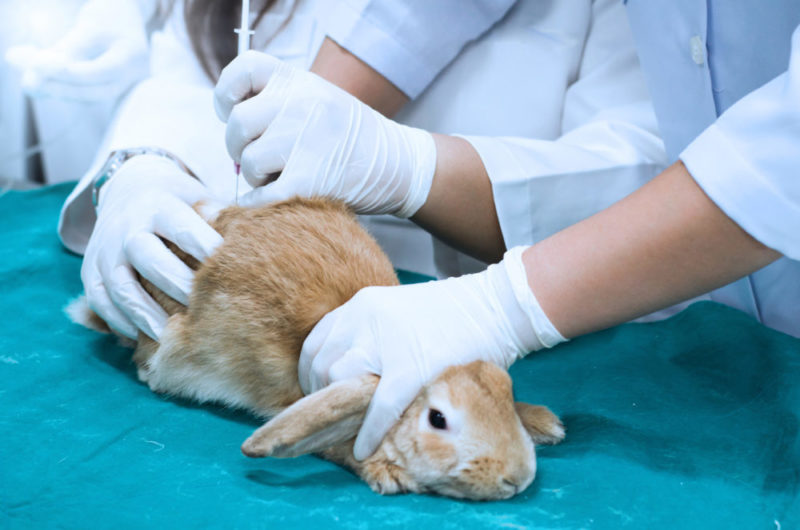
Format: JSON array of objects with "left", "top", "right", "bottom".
[
  {"left": 64, "top": 295, "right": 97, "bottom": 329},
  {"left": 548, "top": 421, "right": 566, "bottom": 442},
  {"left": 143, "top": 324, "right": 249, "bottom": 409},
  {"left": 422, "top": 387, "right": 465, "bottom": 436}
]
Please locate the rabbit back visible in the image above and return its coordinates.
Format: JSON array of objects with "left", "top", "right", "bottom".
[{"left": 138, "top": 197, "right": 399, "bottom": 416}]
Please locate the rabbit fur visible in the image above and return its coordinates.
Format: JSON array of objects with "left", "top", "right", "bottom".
[{"left": 68, "top": 197, "right": 564, "bottom": 500}]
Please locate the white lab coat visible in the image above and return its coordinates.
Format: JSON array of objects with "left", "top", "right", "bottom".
[
  {"left": 681, "top": 34, "right": 800, "bottom": 258},
  {"left": 677, "top": 27, "right": 800, "bottom": 337},
  {"left": 627, "top": 2, "right": 800, "bottom": 338}
]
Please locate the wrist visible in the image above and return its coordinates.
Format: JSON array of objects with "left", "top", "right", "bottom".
[
  {"left": 94, "top": 149, "right": 195, "bottom": 210},
  {"left": 491, "top": 246, "right": 566, "bottom": 358},
  {"left": 392, "top": 125, "right": 437, "bottom": 218}
]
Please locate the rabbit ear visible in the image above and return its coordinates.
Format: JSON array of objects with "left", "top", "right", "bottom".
[
  {"left": 514, "top": 403, "right": 566, "bottom": 446},
  {"left": 242, "top": 374, "right": 379, "bottom": 458}
]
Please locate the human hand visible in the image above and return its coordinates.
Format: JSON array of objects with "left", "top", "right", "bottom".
[
  {"left": 298, "top": 247, "right": 566, "bottom": 460},
  {"left": 82, "top": 155, "right": 223, "bottom": 340},
  {"left": 213, "top": 51, "right": 437, "bottom": 218},
  {"left": 5, "top": 0, "right": 150, "bottom": 101}
]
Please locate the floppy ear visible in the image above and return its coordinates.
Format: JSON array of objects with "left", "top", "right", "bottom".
[
  {"left": 514, "top": 403, "right": 565, "bottom": 446},
  {"left": 242, "top": 374, "right": 379, "bottom": 458}
]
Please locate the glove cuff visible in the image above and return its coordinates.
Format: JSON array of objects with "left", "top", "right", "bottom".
[
  {"left": 500, "top": 246, "right": 566, "bottom": 357},
  {"left": 393, "top": 126, "right": 437, "bottom": 219},
  {"left": 92, "top": 148, "right": 195, "bottom": 211}
]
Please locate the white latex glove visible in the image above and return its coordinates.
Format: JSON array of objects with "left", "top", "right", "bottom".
[
  {"left": 298, "top": 246, "right": 566, "bottom": 460},
  {"left": 82, "top": 155, "right": 223, "bottom": 340},
  {"left": 5, "top": 0, "right": 151, "bottom": 101},
  {"left": 213, "top": 51, "right": 437, "bottom": 218}
]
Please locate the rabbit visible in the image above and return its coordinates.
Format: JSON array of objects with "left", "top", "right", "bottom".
[{"left": 67, "top": 197, "right": 565, "bottom": 500}]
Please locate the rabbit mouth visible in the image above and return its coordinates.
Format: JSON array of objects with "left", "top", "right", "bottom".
[
  {"left": 423, "top": 483, "right": 468, "bottom": 499},
  {"left": 423, "top": 476, "right": 520, "bottom": 501}
]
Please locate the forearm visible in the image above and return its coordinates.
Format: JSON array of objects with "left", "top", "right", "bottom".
[
  {"left": 525, "top": 161, "right": 781, "bottom": 338},
  {"left": 311, "top": 40, "right": 505, "bottom": 262},
  {"left": 412, "top": 134, "right": 506, "bottom": 264},
  {"left": 311, "top": 37, "right": 409, "bottom": 118}
]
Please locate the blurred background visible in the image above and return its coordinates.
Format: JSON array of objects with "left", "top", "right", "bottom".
[{"left": 0, "top": 0, "right": 113, "bottom": 190}]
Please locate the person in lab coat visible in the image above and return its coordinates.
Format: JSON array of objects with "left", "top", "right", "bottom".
[
  {"left": 211, "top": 0, "right": 800, "bottom": 461},
  {"left": 25, "top": 1, "right": 666, "bottom": 343}
]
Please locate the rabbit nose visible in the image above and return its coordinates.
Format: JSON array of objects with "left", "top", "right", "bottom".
[
  {"left": 501, "top": 478, "right": 520, "bottom": 495},
  {"left": 501, "top": 466, "right": 535, "bottom": 495}
]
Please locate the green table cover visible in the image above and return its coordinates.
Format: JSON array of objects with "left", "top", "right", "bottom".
[{"left": 1, "top": 184, "right": 798, "bottom": 529}]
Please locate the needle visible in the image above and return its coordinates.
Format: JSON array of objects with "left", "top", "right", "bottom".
[{"left": 233, "top": 0, "right": 254, "bottom": 204}]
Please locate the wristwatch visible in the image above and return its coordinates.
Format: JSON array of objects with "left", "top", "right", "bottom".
[{"left": 91, "top": 147, "right": 196, "bottom": 209}]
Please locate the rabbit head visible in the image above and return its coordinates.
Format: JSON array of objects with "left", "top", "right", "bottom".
[{"left": 241, "top": 360, "right": 564, "bottom": 500}]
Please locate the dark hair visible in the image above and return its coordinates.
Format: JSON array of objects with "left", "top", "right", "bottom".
[{"left": 182, "top": 0, "right": 280, "bottom": 82}]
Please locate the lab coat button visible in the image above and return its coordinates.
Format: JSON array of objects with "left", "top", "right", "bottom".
[{"left": 690, "top": 36, "right": 705, "bottom": 65}]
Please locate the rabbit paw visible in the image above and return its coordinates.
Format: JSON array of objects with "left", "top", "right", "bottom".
[
  {"left": 136, "top": 365, "right": 150, "bottom": 384},
  {"left": 515, "top": 403, "right": 566, "bottom": 445},
  {"left": 362, "top": 461, "right": 416, "bottom": 496},
  {"left": 536, "top": 415, "right": 565, "bottom": 445}
]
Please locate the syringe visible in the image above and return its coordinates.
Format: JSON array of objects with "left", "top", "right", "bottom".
[
  {"left": 233, "top": 0, "right": 255, "bottom": 203},
  {"left": 235, "top": 0, "right": 255, "bottom": 57}
]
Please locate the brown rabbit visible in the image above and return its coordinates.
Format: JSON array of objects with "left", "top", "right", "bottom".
[{"left": 68, "top": 197, "right": 564, "bottom": 500}]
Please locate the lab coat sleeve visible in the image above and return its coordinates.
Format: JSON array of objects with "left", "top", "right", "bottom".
[
  {"left": 680, "top": 25, "right": 800, "bottom": 261},
  {"left": 459, "top": 0, "right": 668, "bottom": 248},
  {"left": 323, "top": 0, "right": 517, "bottom": 98}
]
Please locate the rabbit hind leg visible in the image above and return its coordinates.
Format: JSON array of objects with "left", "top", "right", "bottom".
[
  {"left": 138, "top": 313, "right": 251, "bottom": 409},
  {"left": 133, "top": 313, "right": 186, "bottom": 389}
]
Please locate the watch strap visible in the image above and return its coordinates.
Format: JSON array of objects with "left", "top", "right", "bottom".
[{"left": 91, "top": 147, "right": 195, "bottom": 209}]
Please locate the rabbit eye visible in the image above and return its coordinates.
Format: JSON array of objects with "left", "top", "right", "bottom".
[{"left": 428, "top": 409, "right": 447, "bottom": 430}]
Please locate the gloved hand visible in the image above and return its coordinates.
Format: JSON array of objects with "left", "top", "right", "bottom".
[
  {"left": 213, "top": 51, "right": 437, "bottom": 218},
  {"left": 298, "top": 246, "right": 566, "bottom": 460},
  {"left": 82, "top": 155, "right": 223, "bottom": 340},
  {"left": 5, "top": 0, "right": 151, "bottom": 101}
]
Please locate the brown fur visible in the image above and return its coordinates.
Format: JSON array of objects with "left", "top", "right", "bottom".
[
  {"left": 134, "top": 198, "right": 398, "bottom": 416},
  {"left": 69, "top": 197, "right": 564, "bottom": 500}
]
